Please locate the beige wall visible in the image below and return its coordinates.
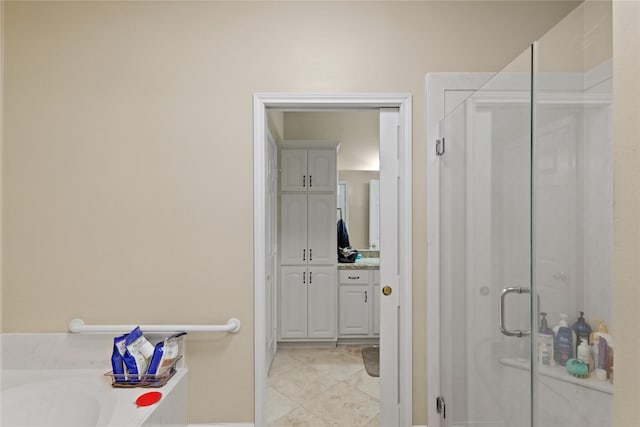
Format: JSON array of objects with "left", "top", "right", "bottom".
[
  {"left": 2, "top": 1, "right": 580, "bottom": 423},
  {"left": 537, "top": 0, "right": 613, "bottom": 74},
  {"left": 284, "top": 111, "right": 380, "bottom": 171},
  {"left": 613, "top": 1, "right": 640, "bottom": 426},
  {"left": 267, "top": 111, "right": 284, "bottom": 142}
]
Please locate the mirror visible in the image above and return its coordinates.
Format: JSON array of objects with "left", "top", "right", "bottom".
[{"left": 337, "top": 171, "right": 379, "bottom": 249}]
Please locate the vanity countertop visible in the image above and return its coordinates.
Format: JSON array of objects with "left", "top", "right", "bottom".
[{"left": 337, "top": 258, "right": 380, "bottom": 270}]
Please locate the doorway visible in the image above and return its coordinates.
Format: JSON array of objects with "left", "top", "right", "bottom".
[{"left": 253, "top": 94, "right": 413, "bottom": 427}]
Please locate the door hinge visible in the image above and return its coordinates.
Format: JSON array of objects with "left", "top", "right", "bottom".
[
  {"left": 436, "top": 137, "right": 445, "bottom": 156},
  {"left": 436, "top": 396, "right": 446, "bottom": 420}
]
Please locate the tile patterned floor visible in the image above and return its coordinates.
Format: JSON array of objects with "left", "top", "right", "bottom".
[{"left": 267, "top": 345, "right": 380, "bottom": 427}]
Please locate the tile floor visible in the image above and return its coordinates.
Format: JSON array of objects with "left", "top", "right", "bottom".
[{"left": 267, "top": 344, "right": 380, "bottom": 426}]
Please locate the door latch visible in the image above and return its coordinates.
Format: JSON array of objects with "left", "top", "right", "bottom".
[
  {"left": 436, "top": 396, "right": 446, "bottom": 420},
  {"left": 436, "top": 137, "right": 446, "bottom": 156}
]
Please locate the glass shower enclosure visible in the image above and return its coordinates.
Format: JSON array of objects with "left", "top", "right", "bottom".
[{"left": 438, "top": 2, "right": 613, "bottom": 426}]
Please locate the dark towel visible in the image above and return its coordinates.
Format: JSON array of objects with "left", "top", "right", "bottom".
[{"left": 337, "top": 219, "right": 350, "bottom": 248}]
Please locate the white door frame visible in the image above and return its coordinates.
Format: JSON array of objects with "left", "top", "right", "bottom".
[
  {"left": 253, "top": 93, "right": 412, "bottom": 427},
  {"left": 425, "top": 74, "right": 493, "bottom": 427}
]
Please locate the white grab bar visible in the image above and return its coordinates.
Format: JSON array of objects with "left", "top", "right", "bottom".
[{"left": 68, "top": 318, "right": 241, "bottom": 334}]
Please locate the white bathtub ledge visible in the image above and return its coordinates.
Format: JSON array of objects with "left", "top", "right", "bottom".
[{"left": 1, "top": 368, "right": 188, "bottom": 427}]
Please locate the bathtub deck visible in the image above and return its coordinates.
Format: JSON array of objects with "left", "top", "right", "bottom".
[{"left": 1, "top": 368, "right": 188, "bottom": 426}]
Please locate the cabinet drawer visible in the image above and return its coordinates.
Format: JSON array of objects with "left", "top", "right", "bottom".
[{"left": 339, "top": 270, "right": 369, "bottom": 284}]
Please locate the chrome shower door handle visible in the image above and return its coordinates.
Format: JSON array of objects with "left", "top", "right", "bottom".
[{"left": 499, "top": 287, "right": 531, "bottom": 337}]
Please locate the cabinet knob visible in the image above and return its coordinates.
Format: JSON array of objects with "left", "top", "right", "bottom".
[
  {"left": 348, "top": 276, "right": 360, "bottom": 280},
  {"left": 382, "top": 286, "right": 393, "bottom": 296},
  {"left": 309, "top": 175, "right": 312, "bottom": 187},
  {"left": 303, "top": 175, "right": 306, "bottom": 187},
  {"left": 303, "top": 249, "right": 306, "bottom": 261},
  {"left": 303, "top": 272, "right": 306, "bottom": 284},
  {"left": 365, "top": 290, "right": 368, "bottom": 303},
  {"left": 309, "top": 248, "right": 312, "bottom": 261}
]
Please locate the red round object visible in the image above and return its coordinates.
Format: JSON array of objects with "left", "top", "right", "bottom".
[{"left": 136, "top": 391, "right": 162, "bottom": 407}]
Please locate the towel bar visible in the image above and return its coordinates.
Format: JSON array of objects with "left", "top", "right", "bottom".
[{"left": 68, "top": 318, "right": 241, "bottom": 334}]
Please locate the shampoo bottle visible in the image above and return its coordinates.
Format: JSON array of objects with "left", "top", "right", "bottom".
[
  {"left": 538, "top": 312, "right": 555, "bottom": 367},
  {"left": 577, "top": 339, "right": 592, "bottom": 372},
  {"left": 553, "top": 313, "right": 576, "bottom": 366},
  {"left": 572, "top": 311, "right": 592, "bottom": 349},
  {"left": 592, "top": 331, "right": 613, "bottom": 376},
  {"left": 590, "top": 319, "right": 608, "bottom": 343},
  {"left": 590, "top": 321, "right": 609, "bottom": 370}
]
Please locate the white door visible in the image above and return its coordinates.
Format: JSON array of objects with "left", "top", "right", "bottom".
[
  {"left": 338, "top": 285, "right": 370, "bottom": 335},
  {"left": 307, "top": 266, "right": 336, "bottom": 339},
  {"left": 379, "top": 108, "right": 401, "bottom": 426},
  {"left": 280, "top": 193, "right": 307, "bottom": 265},
  {"left": 307, "top": 193, "right": 336, "bottom": 265},
  {"left": 280, "top": 149, "right": 307, "bottom": 191},
  {"left": 265, "top": 131, "right": 278, "bottom": 372},
  {"left": 307, "top": 149, "right": 336, "bottom": 192},
  {"left": 373, "top": 270, "right": 381, "bottom": 335},
  {"left": 279, "top": 266, "right": 308, "bottom": 339}
]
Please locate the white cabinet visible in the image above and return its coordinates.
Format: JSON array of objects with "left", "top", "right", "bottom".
[
  {"left": 338, "top": 285, "right": 370, "bottom": 335},
  {"left": 280, "top": 148, "right": 336, "bottom": 192},
  {"left": 278, "top": 141, "right": 338, "bottom": 342},
  {"left": 280, "top": 193, "right": 335, "bottom": 266},
  {"left": 279, "top": 266, "right": 336, "bottom": 340},
  {"left": 280, "top": 150, "right": 307, "bottom": 192},
  {"left": 280, "top": 194, "right": 308, "bottom": 265},
  {"left": 307, "top": 150, "right": 336, "bottom": 192},
  {"left": 307, "top": 194, "right": 336, "bottom": 265},
  {"left": 280, "top": 267, "right": 308, "bottom": 338},
  {"left": 307, "top": 267, "right": 337, "bottom": 338},
  {"left": 338, "top": 269, "right": 380, "bottom": 338}
]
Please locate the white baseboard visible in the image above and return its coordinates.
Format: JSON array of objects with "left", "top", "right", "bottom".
[{"left": 189, "top": 424, "right": 424, "bottom": 427}]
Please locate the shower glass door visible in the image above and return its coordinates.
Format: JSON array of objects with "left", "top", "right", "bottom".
[
  {"left": 439, "top": 46, "right": 533, "bottom": 427},
  {"left": 532, "top": 3, "right": 613, "bottom": 426},
  {"left": 438, "top": 4, "right": 614, "bottom": 427}
]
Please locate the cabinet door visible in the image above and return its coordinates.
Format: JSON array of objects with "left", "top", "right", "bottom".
[
  {"left": 338, "top": 285, "right": 370, "bottom": 336},
  {"left": 372, "top": 284, "right": 380, "bottom": 336},
  {"left": 281, "top": 149, "right": 308, "bottom": 192},
  {"left": 307, "top": 267, "right": 337, "bottom": 339},
  {"left": 280, "top": 193, "right": 308, "bottom": 265},
  {"left": 307, "top": 193, "right": 336, "bottom": 265},
  {"left": 307, "top": 149, "right": 336, "bottom": 192},
  {"left": 279, "top": 266, "right": 308, "bottom": 338}
]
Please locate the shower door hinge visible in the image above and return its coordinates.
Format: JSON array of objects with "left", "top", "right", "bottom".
[
  {"left": 436, "top": 396, "right": 446, "bottom": 419},
  {"left": 436, "top": 137, "right": 445, "bottom": 156}
]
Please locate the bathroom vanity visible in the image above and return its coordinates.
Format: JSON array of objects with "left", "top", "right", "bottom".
[{"left": 337, "top": 263, "right": 380, "bottom": 338}]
